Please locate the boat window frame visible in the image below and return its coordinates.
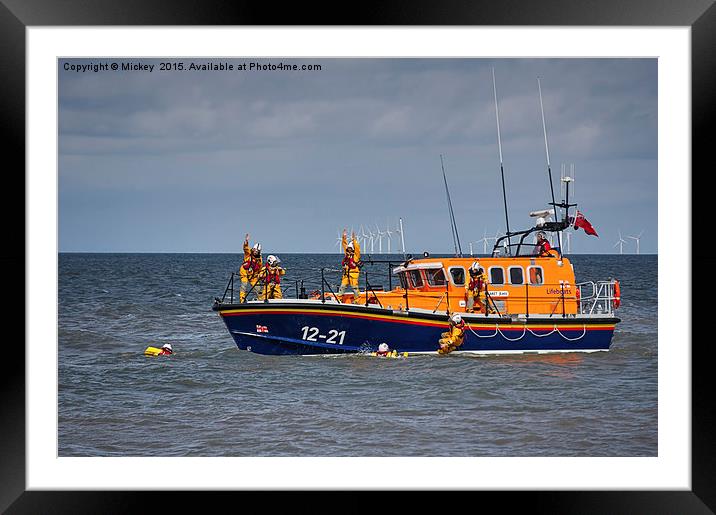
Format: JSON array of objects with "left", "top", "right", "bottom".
[
  {"left": 527, "top": 265, "right": 544, "bottom": 286},
  {"left": 488, "top": 266, "right": 505, "bottom": 286},
  {"left": 508, "top": 265, "right": 525, "bottom": 285},
  {"left": 407, "top": 269, "right": 424, "bottom": 288},
  {"left": 448, "top": 266, "right": 466, "bottom": 286},
  {"left": 425, "top": 267, "right": 448, "bottom": 288},
  {"left": 397, "top": 271, "right": 409, "bottom": 290}
]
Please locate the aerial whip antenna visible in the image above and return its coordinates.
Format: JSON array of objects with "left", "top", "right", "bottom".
[
  {"left": 537, "top": 78, "right": 563, "bottom": 252},
  {"left": 440, "top": 154, "right": 463, "bottom": 257},
  {"left": 492, "top": 68, "right": 512, "bottom": 255}
]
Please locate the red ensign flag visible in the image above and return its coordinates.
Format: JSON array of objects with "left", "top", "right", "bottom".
[{"left": 573, "top": 211, "right": 598, "bottom": 237}]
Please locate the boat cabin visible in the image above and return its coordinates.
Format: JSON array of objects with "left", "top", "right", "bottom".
[{"left": 344, "top": 251, "right": 578, "bottom": 317}]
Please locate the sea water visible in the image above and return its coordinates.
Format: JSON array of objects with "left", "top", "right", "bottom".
[{"left": 58, "top": 253, "right": 657, "bottom": 457}]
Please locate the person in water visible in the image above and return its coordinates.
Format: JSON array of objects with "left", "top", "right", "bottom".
[
  {"left": 239, "top": 233, "right": 263, "bottom": 302},
  {"left": 465, "top": 262, "right": 488, "bottom": 314},
  {"left": 338, "top": 229, "right": 362, "bottom": 304},
  {"left": 376, "top": 343, "right": 391, "bottom": 356},
  {"left": 438, "top": 313, "right": 466, "bottom": 355},
  {"left": 258, "top": 255, "right": 286, "bottom": 300},
  {"left": 158, "top": 343, "right": 173, "bottom": 355},
  {"left": 536, "top": 231, "right": 555, "bottom": 257}
]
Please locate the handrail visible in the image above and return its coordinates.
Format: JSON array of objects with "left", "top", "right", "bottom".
[
  {"left": 320, "top": 267, "right": 341, "bottom": 304},
  {"left": 363, "top": 269, "right": 384, "bottom": 308},
  {"left": 576, "top": 280, "right": 616, "bottom": 315},
  {"left": 220, "top": 272, "right": 235, "bottom": 303},
  {"left": 432, "top": 292, "right": 447, "bottom": 313}
]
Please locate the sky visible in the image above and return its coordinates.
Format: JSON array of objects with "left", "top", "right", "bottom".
[{"left": 58, "top": 58, "right": 657, "bottom": 254}]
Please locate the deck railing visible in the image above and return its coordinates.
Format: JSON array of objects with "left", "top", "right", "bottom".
[
  {"left": 215, "top": 269, "right": 618, "bottom": 319},
  {"left": 576, "top": 280, "right": 617, "bottom": 316}
]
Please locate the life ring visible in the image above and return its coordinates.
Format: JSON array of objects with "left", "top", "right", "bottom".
[{"left": 612, "top": 280, "right": 621, "bottom": 309}]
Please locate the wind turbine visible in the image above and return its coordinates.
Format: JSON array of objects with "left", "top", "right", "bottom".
[
  {"left": 486, "top": 231, "right": 500, "bottom": 254},
  {"left": 358, "top": 225, "right": 368, "bottom": 250},
  {"left": 628, "top": 230, "right": 643, "bottom": 254},
  {"left": 614, "top": 231, "right": 627, "bottom": 255},
  {"left": 334, "top": 229, "right": 343, "bottom": 252},
  {"left": 367, "top": 227, "right": 375, "bottom": 253},
  {"left": 384, "top": 219, "right": 393, "bottom": 254},
  {"left": 476, "top": 228, "right": 489, "bottom": 255},
  {"left": 396, "top": 218, "right": 406, "bottom": 257},
  {"left": 375, "top": 224, "right": 385, "bottom": 254}
]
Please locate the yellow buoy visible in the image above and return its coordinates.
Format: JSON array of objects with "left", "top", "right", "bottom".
[{"left": 144, "top": 346, "right": 163, "bottom": 356}]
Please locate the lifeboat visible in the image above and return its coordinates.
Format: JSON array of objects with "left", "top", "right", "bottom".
[{"left": 212, "top": 227, "right": 621, "bottom": 356}]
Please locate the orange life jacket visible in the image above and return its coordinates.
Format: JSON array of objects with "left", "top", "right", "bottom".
[
  {"left": 264, "top": 266, "right": 282, "bottom": 285},
  {"left": 538, "top": 240, "right": 553, "bottom": 257},
  {"left": 243, "top": 257, "right": 261, "bottom": 274},
  {"left": 468, "top": 275, "right": 486, "bottom": 294},
  {"left": 342, "top": 256, "right": 359, "bottom": 270}
]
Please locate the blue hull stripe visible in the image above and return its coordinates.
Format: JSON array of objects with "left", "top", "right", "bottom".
[{"left": 219, "top": 309, "right": 616, "bottom": 356}]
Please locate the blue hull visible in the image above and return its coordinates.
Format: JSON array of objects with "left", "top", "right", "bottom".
[{"left": 214, "top": 301, "right": 618, "bottom": 356}]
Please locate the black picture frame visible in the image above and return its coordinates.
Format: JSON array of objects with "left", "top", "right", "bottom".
[{"left": 3, "top": 0, "right": 712, "bottom": 512}]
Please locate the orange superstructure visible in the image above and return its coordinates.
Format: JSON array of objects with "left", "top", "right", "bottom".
[{"left": 326, "top": 252, "right": 579, "bottom": 317}]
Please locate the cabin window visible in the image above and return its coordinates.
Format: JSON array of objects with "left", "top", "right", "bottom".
[
  {"left": 408, "top": 269, "right": 424, "bottom": 288},
  {"left": 489, "top": 267, "right": 505, "bottom": 285},
  {"left": 426, "top": 268, "right": 447, "bottom": 287},
  {"left": 509, "top": 266, "right": 524, "bottom": 285},
  {"left": 398, "top": 272, "right": 408, "bottom": 289},
  {"left": 449, "top": 267, "right": 465, "bottom": 286},
  {"left": 528, "top": 266, "right": 544, "bottom": 285}
]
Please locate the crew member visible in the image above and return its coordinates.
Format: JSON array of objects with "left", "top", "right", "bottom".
[
  {"left": 239, "top": 233, "right": 263, "bottom": 303},
  {"left": 144, "top": 343, "right": 173, "bottom": 356},
  {"left": 337, "top": 229, "right": 362, "bottom": 303},
  {"left": 371, "top": 342, "right": 402, "bottom": 358},
  {"left": 376, "top": 343, "right": 391, "bottom": 356},
  {"left": 258, "top": 255, "right": 286, "bottom": 300},
  {"left": 536, "top": 231, "right": 555, "bottom": 257},
  {"left": 438, "top": 313, "right": 466, "bottom": 355},
  {"left": 465, "top": 262, "right": 489, "bottom": 314}
]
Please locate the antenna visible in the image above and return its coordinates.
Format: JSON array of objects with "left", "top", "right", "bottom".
[
  {"left": 492, "top": 68, "right": 512, "bottom": 254},
  {"left": 440, "top": 154, "right": 463, "bottom": 257},
  {"left": 398, "top": 217, "right": 406, "bottom": 259},
  {"left": 537, "top": 78, "right": 563, "bottom": 252},
  {"left": 560, "top": 162, "right": 576, "bottom": 255}
]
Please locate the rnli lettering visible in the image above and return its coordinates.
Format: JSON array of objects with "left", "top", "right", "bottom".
[{"left": 546, "top": 288, "right": 572, "bottom": 295}]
